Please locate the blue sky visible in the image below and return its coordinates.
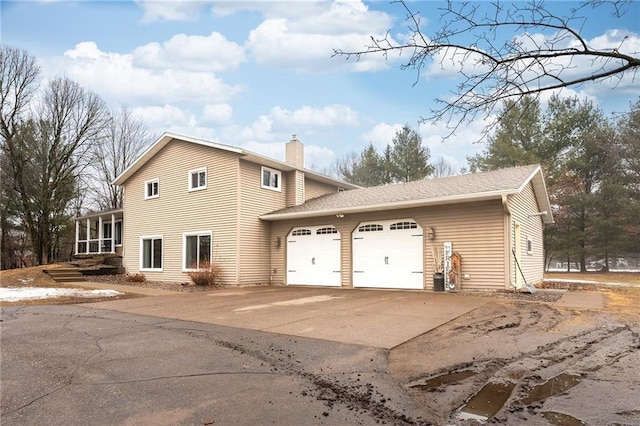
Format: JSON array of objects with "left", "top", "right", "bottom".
[{"left": 2, "top": 0, "right": 639, "bottom": 173}]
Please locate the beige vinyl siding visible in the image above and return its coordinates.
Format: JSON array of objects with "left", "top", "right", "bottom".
[
  {"left": 269, "top": 200, "right": 506, "bottom": 291},
  {"left": 508, "top": 182, "right": 545, "bottom": 285},
  {"left": 284, "top": 170, "right": 305, "bottom": 207},
  {"left": 238, "top": 160, "right": 287, "bottom": 285},
  {"left": 122, "top": 139, "right": 240, "bottom": 283},
  {"left": 304, "top": 177, "right": 340, "bottom": 200},
  {"left": 284, "top": 171, "right": 296, "bottom": 207}
]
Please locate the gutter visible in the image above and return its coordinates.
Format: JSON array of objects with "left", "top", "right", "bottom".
[{"left": 261, "top": 190, "right": 514, "bottom": 221}]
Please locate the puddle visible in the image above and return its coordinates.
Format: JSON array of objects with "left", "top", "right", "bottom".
[
  {"left": 520, "top": 373, "right": 581, "bottom": 405},
  {"left": 542, "top": 411, "right": 586, "bottom": 426},
  {"left": 458, "top": 381, "right": 516, "bottom": 421},
  {"left": 409, "top": 370, "right": 477, "bottom": 391}
]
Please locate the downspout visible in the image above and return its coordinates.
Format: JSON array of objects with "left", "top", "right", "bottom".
[{"left": 501, "top": 195, "right": 514, "bottom": 290}]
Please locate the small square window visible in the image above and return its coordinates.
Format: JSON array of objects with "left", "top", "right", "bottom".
[
  {"left": 261, "top": 167, "right": 281, "bottom": 191},
  {"left": 189, "top": 167, "right": 207, "bottom": 191},
  {"left": 145, "top": 178, "right": 159, "bottom": 199}
]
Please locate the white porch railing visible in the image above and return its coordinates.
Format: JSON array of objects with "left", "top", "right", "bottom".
[{"left": 76, "top": 239, "right": 115, "bottom": 254}]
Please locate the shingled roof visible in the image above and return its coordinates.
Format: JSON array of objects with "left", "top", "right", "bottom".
[{"left": 261, "top": 164, "right": 553, "bottom": 223}]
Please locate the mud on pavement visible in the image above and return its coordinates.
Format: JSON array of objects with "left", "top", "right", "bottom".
[{"left": 390, "top": 300, "right": 640, "bottom": 425}]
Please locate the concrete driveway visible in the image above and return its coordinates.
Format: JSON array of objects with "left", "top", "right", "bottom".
[{"left": 88, "top": 286, "right": 488, "bottom": 349}]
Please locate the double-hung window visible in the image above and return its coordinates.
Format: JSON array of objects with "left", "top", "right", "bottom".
[
  {"left": 140, "top": 236, "right": 162, "bottom": 271},
  {"left": 183, "top": 231, "right": 211, "bottom": 270},
  {"left": 189, "top": 167, "right": 207, "bottom": 191},
  {"left": 261, "top": 166, "right": 281, "bottom": 191},
  {"left": 145, "top": 178, "right": 159, "bottom": 199}
]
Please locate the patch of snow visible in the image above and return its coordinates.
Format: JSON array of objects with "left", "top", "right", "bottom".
[{"left": 0, "top": 287, "right": 123, "bottom": 302}]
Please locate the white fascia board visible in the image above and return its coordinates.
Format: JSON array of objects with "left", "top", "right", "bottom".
[
  {"left": 517, "top": 165, "right": 554, "bottom": 224},
  {"left": 260, "top": 190, "right": 512, "bottom": 221}
]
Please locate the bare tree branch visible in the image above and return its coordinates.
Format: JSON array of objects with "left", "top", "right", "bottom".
[{"left": 333, "top": 0, "right": 639, "bottom": 138}]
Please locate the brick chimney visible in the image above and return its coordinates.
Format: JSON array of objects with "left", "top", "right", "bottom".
[{"left": 286, "top": 134, "right": 304, "bottom": 168}]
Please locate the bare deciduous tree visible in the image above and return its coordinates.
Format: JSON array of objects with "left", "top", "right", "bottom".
[
  {"left": 432, "top": 157, "right": 456, "bottom": 178},
  {"left": 0, "top": 45, "right": 41, "bottom": 269},
  {"left": 7, "top": 76, "right": 109, "bottom": 264},
  {"left": 91, "top": 105, "right": 152, "bottom": 210},
  {"left": 334, "top": 0, "right": 639, "bottom": 136}
]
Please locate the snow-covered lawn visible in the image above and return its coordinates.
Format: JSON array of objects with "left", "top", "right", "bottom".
[{"left": 0, "top": 287, "right": 123, "bottom": 302}]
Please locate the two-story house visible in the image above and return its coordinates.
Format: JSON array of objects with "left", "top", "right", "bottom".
[{"left": 75, "top": 132, "right": 553, "bottom": 291}]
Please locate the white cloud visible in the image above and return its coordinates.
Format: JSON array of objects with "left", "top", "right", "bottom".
[
  {"left": 131, "top": 104, "right": 196, "bottom": 129},
  {"left": 50, "top": 42, "right": 242, "bottom": 105},
  {"left": 133, "top": 32, "right": 246, "bottom": 72},
  {"left": 201, "top": 104, "right": 233, "bottom": 126},
  {"left": 246, "top": 1, "right": 397, "bottom": 72},
  {"left": 360, "top": 122, "right": 402, "bottom": 151},
  {"left": 419, "top": 116, "right": 495, "bottom": 172},
  {"left": 135, "top": 0, "right": 205, "bottom": 22},
  {"left": 270, "top": 104, "right": 360, "bottom": 127}
]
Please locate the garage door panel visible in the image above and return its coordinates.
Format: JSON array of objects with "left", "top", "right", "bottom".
[
  {"left": 352, "top": 220, "right": 423, "bottom": 289},
  {"left": 287, "top": 226, "right": 341, "bottom": 287}
]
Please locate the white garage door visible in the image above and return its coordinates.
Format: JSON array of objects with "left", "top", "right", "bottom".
[
  {"left": 352, "top": 219, "right": 423, "bottom": 289},
  {"left": 287, "top": 226, "right": 341, "bottom": 286}
]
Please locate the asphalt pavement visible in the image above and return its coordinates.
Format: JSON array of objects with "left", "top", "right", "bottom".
[{"left": 1, "top": 304, "right": 425, "bottom": 425}]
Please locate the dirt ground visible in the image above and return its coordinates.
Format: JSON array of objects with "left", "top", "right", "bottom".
[
  {"left": 390, "top": 277, "right": 640, "bottom": 425},
  {"left": 2, "top": 267, "right": 639, "bottom": 424}
]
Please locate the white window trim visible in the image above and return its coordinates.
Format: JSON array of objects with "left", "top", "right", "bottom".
[
  {"left": 140, "top": 235, "right": 163, "bottom": 272},
  {"left": 188, "top": 167, "right": 207, "bottom": 192},
  {"left": 261, "top": 166, "right": 282, "bottom": 192},
  {"left": 144, "top": 178, "right": 159, "bottom": 199},
  {"left": 182, "top": 230, "right": 212, "bottom": 272}
]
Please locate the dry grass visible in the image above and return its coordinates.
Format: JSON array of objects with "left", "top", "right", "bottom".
[
  {"left": 545, "top": 271, "right": 640, "bottom": 285},
  {"left": 0, "top": 264, "right": 137, "bottom": 306},
  {"left": 0, "top": 264, "right": 65, "bottom": 288},
  {"left": 544, "top": 271, "right": 640, "bottom": 321}
]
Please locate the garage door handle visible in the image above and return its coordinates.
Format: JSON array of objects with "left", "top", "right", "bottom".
[
  {"left": 311, "top": 257, "right": 315, "bottom": 265},
  {"left": 384, "top": 256, "right": 389, "bottom": 265}
]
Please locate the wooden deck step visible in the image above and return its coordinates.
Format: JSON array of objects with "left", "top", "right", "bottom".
[{"left": 44, "top": 268, "right": 86, "bottom": 283}]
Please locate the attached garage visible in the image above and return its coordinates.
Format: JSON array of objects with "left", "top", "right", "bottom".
[
  {"left": 352, "top": 219, "right": 424, "bottom": 289},
  {"left": 264, "top": 165, "right": 553, "bottom": 292},
  {"left": 286, "top": 225, "right": 341, "bottom": 286}
]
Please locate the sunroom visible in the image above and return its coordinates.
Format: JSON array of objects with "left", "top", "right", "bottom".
[{"left": 74, "top": 209, "right": 123, "bottom": 256}]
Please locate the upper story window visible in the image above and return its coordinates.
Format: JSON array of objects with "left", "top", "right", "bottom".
[
  {"left": 145, "top": 178, "right": 159, "bottom": 199},
  {"left": 261, "top": 166, "right": 281, "bottom": 191},
  {"left": 189, "top": 167, "right": 207, "bottom": 191}
]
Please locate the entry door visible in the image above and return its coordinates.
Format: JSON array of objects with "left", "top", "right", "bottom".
[
  {"left": 287, "top": 226, "right": 341, "bottom": 286},
  {"left": 352, "top": 220, "right": 423, "bottom": 289}
]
